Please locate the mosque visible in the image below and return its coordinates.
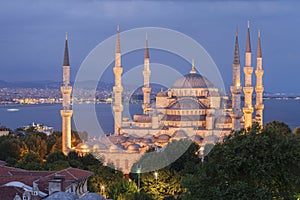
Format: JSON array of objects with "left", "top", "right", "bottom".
[{"left": 60, "top": 22, "right": 264, "bottom": 174}]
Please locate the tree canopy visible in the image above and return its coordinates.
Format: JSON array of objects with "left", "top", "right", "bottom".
[{"left": 182, "top": 121, "right": 300, "bottom": 199}]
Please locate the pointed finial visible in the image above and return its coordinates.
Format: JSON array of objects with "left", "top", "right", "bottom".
[
  {"left": 257, "top": 30, "right": 262, "bottom": 58},
  {"left": 116, "top": 25, "right": 121, "bottom": 54},
  {"left": 144, "top": 33, "right": 149, "bottom": 59},
  {"left": 190, "top": 58, "right": 196, "bottom": 74},
  {"left": 233, "top": 27, "right": 240, "bottom": 65},
  {"left": 246, "top": 20, "right": 251, "bottom": 52},
  {"left": 63, "top": 33, "right": 70, "bottom": 66},
  {"left": 236, "top": 26, "right": 238, "bottom": 36}
]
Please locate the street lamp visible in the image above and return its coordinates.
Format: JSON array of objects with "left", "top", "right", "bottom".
[
  {"left": 137, "top": 165, "right": 141, "bottom": 189},
  {"left": 100, "top": 185, "right": 106, "bottom": 198},
  {"left": 199, "top": 146, "right": 205, "bottom": 163},
  {"left": 154, "top": 172, "right": 158, "bottom": 184}
]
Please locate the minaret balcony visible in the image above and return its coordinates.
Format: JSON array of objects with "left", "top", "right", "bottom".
[
  {"left": 243, "top": 66, "right": 253, "bottom": 74},
  {"left": 113, "top": 86, "right": 123, "bottom": 93},
  {"left": 143, "top": 70, "right": 151, "bottom": 76},
  {"left": 61, "top": 86, "right": 72, "bottom": 93},
  {"left": 255, "top": 87, "right": 264, "bottom": 93},
  {"left": 255, "top": 104, "right": 264, "bottom": 110},
  {"left": 230, "top": 86, "right": 242, "bottom": 94},
  {"left": 113, "top": 67, "right": 123, "bottom": 75},
  {"left": 243, "top": 86, "right": 253, "bottom": 94},
  {"left": 60, "top": 110, "right": 73, "bottom": 117},
  {"left": 243, "top": 107, "right": 254, "bottom": 114},
  {"left": 113, "top": 105, "right": 123, "bottom": 112},
  {"left": 142, "top": 87, "right": 151, "bottom": 93},
  {"left": 255, "top": 69, "right": 264, "bottom": 76}
]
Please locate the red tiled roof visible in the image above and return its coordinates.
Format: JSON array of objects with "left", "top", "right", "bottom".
[
  {"left": 0, "top": 166, "right": 25, "bottom": 176},
  {"left": 0, "top": 160, "right": 6, "bottom": 166},
  {"left": 0, "top": 185, "right": 25, "bottom": 200},
  {"left": 0, "top": 166, "right": 94, "bottom": 194}
]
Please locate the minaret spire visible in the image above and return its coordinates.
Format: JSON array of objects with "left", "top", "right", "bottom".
[
  {"left": 63, "top": 32, "right": 70, "bottom": 67},
  {"left": 113, "top": 25, "right": 124, "bottom": 135},
  {"left": 142, "top": 33, "right": 151, "bottom": 114},
  {"left": 255, "top": 30, "right": 264, "bottom": 127},
  {"left": 116, "top": 25, "right": 121, "bottom": 54},
  {"left": 243, "top": 21, "right": 254, "bottom": 128},
  {"left": 60, "top": 33, "right": 73, "bottom": 155},
  {"left": 233, "top": 27, "right": 240, "bottom": 65},
  {"left": 144, "top": 32, "right": 149, "bottom": 59},
  {"left": 257, "top": 30, "right": 262, "bottom": 58},
  {"left": 230, "top": 26, "right": 242, "bottom": 130},
  {"left": 246, "top": 20, "right": 251, "bottom": 53}
]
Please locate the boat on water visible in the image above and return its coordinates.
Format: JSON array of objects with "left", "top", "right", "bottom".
[{"left": 7, "top": 108, "right": 19, "bottom": 112}]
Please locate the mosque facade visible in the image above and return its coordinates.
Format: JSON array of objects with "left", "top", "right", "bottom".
[{"left": 62, "top": 23, "right": 264, "bottom": 173}]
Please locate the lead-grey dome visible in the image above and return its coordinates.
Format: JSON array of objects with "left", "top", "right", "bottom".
[{"left": 173, "top": 73, "right": 214, "bottom": 88}]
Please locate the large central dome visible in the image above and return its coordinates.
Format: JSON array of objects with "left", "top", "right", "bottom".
[{"left": 173, "top": 73, "right": 214, "bottom": 88}]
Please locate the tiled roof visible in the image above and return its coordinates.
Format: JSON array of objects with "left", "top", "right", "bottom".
[
  {"left": 0, "top": 160, "right": 6, "bottom": 166},
  {"left": 0, "top": 166, "right": 93, "bottom": 195},
  {"left": 0, "top": 185, "right": 25, "bottom": 200}
]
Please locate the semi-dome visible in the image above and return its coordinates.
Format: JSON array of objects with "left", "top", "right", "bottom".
[
  {"left": 173, "top": 73, "right": 214, "bottom": 88},
  {"left": 167, "top": 98, "right": 207, "bottom": 110}
]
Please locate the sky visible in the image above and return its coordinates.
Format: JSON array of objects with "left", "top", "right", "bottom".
[{"left": 0, "top": 0, "right": 299, "bottom": 93}]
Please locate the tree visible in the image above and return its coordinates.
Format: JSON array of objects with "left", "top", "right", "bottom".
[
  {"left": 46, "top": 151, "right": 67, "bottom": 164},
  {"left": 23, "top": 133, "right": 47, "bottom": 159},
  {"left": 0, "top": 136, "right": 24, "bottom": 161},
  {"left": 182, "top": 121, "right": 300, "bottom": 199},
  {"left": 140, "top": 168, "right": 183, "bottom": 200},
  {"left": 107, "top": 179, "right": 139, "bottom": 200},
  {"left": 18, "top": 152, "right": 43, "bottom": 170}
]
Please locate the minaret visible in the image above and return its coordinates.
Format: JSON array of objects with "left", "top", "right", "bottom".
[
  {"left": 113, "top": 25, "right": 123, "bottom": 135},
  {"left": 142, "top": 33, "right": 151, "bottom": 114},
  {"left": 255, "top": 30, "right": 264, "bottom": 126},
  {"left": 242, "top": 21, "right": 254, "bottom": 128},
  {"left": 60, "top": 33, "right": 73, "bottom": 155},
  {"left": 230, "top": 27, "right": 243, "bottom": 130}
]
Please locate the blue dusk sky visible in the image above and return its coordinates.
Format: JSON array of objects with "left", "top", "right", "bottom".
[{"left": 0, "top": 0, "right": 299, "bottom": 93}]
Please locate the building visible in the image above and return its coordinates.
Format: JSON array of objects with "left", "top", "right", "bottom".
[
  {"left": 0, "top": 165, "right": 102, "bottom": 200},
  {"left": 68, "top": 22, "right": 264, "bottom": 174}
]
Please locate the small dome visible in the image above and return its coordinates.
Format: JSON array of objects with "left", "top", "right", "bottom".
[
  {"left": 203, "top": 135, "right": 218, "bottom": 144},
  {"left": 127, "top": 144, "right": 141, "bottom": 152},
  {"left": 156, "top": 134, "right": 170, "bottom": 143},
  {"left": 156, "top": 91, "right": 168, "bottom": 97},
  {"left": 109, "top": 144, "right": 123, "bottom": 151},
  {"left": 76, "top": 143, "right": 90, "bottom": 149},
  {"left": 173, "top": 73, "right": 214, "bottom": 88},
  {"left": 92, "top": 142, "right": 106, "bottom": 150},
  {"left": 172, "top": 130, "right": 188, "bottom": 139},
  {"left": 192, "top": 135, "right": 203, "bottom": 144}
]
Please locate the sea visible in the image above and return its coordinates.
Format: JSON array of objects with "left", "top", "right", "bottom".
[{"left": 0, "top": 100, "right": 300, "bottom": 135}]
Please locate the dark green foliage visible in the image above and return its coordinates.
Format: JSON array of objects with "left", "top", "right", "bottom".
[
  {"left": 46, "top": 151, "right": 67, "bottom": 163},
  {"left": 182, "top": 121, "right": 300, "bottom": 199}
]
